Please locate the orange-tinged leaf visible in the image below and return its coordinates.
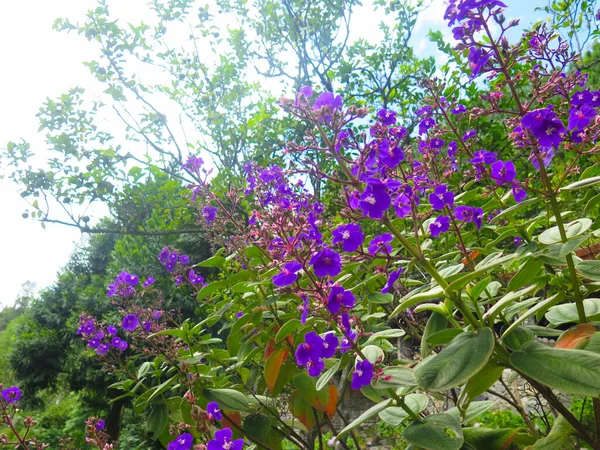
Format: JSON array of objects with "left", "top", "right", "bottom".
[
  {"left": 264, "top": 338, "right": 276, "bottom": 360},
  {"left": 462, "top": 250, "right": 480, "bottom": 265},
  {"left": 312, "top": 385, "right": 330, "bottom": 411},
  {"left": 291, "top": 390, "right": 316, "bottom": 429},
  {"left": 555, "top": 323, "right": 598, "bottom": 349},
  {"left": 223, "top": 411, "right": 242, "bottom": 428},
  {"left": 325, "top": 385, "right": 338, "bottom": 418},
  {"left": 265, "top": 347, "right": 287, "bottom": 391}
]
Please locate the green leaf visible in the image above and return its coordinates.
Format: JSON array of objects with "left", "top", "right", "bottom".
[
  {"left": 293, "top": 371, "right": 318, "bottom": 405},
  {"left": 426, "top": 328, "right": 464, "bottom": 346},
  {"left": 576, "top": 260, "right": 600, "bottom": 281},
  {"left": 367, "top": 292, "right": 394, "bottom": 304},
  {"left": 530, "top": 415, "right": 573, "bottom": 449},
  {"left": 491, "top": 197, "right": 541, "bottom": 223},
  {"left": 483, "top": 285, "right": 538, "bottom": 320},
  {"left": 462, "top": 362, "right": 504, "bottom": 401},
  {"left": 545, "top": 298, "right": 600, "bottom": 325},
  {"left": 421, "top": 312, "right": 448, "bottom": 357},
  {"left": 364, "top": 328, "right": 405, "bottom": 345},
  {"left": 415, "top": 328, "right": 494, "bottom": 391},
  {"left": 501, "top": 293, "right": 564, "bottom": 340},
  {"left": 204, "top": 389, "right": 250, "bottom": 412},
  {"left": 403, "top": 413, "right": 464, "bottom": 450},
  {"left": 391, "top": 285, "right": 445, "bottom": 318},
  {"left": 197, "top": 255, "right": 227, "bottom": 268},
  {"left": 502, "top": 326, "right": 534, "bottom": 351},
  {"left": 378, "top": 394, "right": 429, "bottom": 426},
  {"left": 446, "top": 401, "right": 496, "bottom": 424},
  {"left": 508, "top": 259, "right": 543, "bottom": 292},
  {"left": 371, "top": 366, "right": 416, "bottom": 389},
  {"left": 561, "top": 176, "right": 600, "bottom": 191},
  {"left": 336, "top": 399, "right": 392, "bottom": 437},
  {"left": 146, "top": 403, "right": 168, "bottom": 440},
  {"left": 243, "top": 414, "right": 271, "bottom": 442},
  {"left": 538, "top": 218, "right": 592, "bottom": 245},
  {"left": 462, "top": 427, "right": 531, "bottom": 450},
  {"left": 509, "top": 341, "right": 600, "bottom": 396},
  {"left": 447, "top": 253, "right": 518, "bottom": 293},
  {"left": 316, "top": 361, "right": 340, "bottom": 392},
  {"left": 275, "top": 319, "right": 301, "bottom": 343},
  {"left": 147, "top": 375, "right": 178, "bottom": 403},
  {"left": 360, "top": 345, "right": 385, "bottom": 364}
]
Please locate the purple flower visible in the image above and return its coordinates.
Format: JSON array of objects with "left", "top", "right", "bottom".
[
  {"left": 469, "top": 150, "right": 497, "bottom": 165},
  {"left": 97, "top": 344, "right": 110, "bottom": 356},
  {"left": 313, "top": 92, "right": 343, "bottom": 122},
  {"left": 300, "top": 295, "right": 310, "bottom": 324},
  {"left": 490, "top": 160, "right": 516, "bottom": 185},
  {"left": 454, "top": 206, "right": 484, "bottom": 229},
  {"left": 514, "top": 236, "right": 523, "bottom": 246},
  {"left": 77, "top": 319, "right": 95, "bottom": 335},
  {"left": 341, "top": 313, "right": 356, "bottom": 342},
  {"left": 96, "top": 419, "right": 105, "bottom": 430},
  {"left": 203, "top": 206, "right": 218, "bottom": 225},
  {"left": 310, "top": 249, "right": 342, "bottom": 277},
  {"left": 572, "top": 90, "right": 593, "bottom": 106},
  {"left": 382, "top": 268, "right": 402, "bottom": 294},
  {"left": 179, "top": 254, "right": 190, "bottom": 265},
  {"left": 295, "top": 331, "right": 324, "bottom": 366},
  {"left": 521, "top": 107, "right": 566, "bottom": 148},
  {"left": 122, "top": 314, "right": 139, "bottom": 332},
  {"left": 1, "top": 387, "right": 21, "bottom": 404},
  {"left": 468, "top": 47, "right": 490, "bottom": 77},
  {"left": 272, "top": 261, "right": 302, "bottom": 287},
  {"left": 88, "top": 338, "right": 100, "bottom": 349},
  {"left": 207, "top": 428, "right": 243, "bottom": 450},
  {"left": 111, "top": 337, "right": 128, "bottom": 351},
  {"left": 327, "top": 286, "right": 356, "bottom": 314},
  {"left": 322, "top": 333, "right": 338, "bottom": 359},
  {"left": 188, "top": 269, "right": 205, "bottom": 285},
  {"left": 530, "top": 147, "right": 555, "bottom": 170},
  {"left": 142, "top": 277, "right": 155, "bottom": 287},
  {"left": 143, "top": 321, "right": 152, "bottom": 332},
  {"left": 368, "top": 234, "right": 393, "bottom": 256},
  {"left": 351, "top": 360, "right": 374, "bottom": 389},
  {"left": 451, "top": 104, "right": 466, "bottom": 114},
  {"left": 568, "top": 104, "right": 596, "bottom": 131},
  {"left": 394, "top": 194, "right": 411, "bottom": 218},
  {"left": 377, "top": 108, "right": 397, "bottom": 125},
  {"left": 359, "top": 180, "right": 391, "bottom": 219},
  {"left": 379, "top": 141, "right": 405, "bottom": 168},
  {"left": 152, "top": 310, "right": 162, "bottom": 320},
  {"left": 419, "top": 117, "right": 436, "bottom": 135},
  {"left": 512, "top": 185, "right": 527, "bottom": 203},
  {"left": 169, "top": 433, "right": 195, "bottom": 450},
  {"left": 332, "top": 224, "right": 364, "bottom": 252},
  {"left": 430, "top": 216, "right": 450, "bottom": 237},
  {"left": 158, "top": 247, "right": 170, "bottom": 263},
  {"left": 463, "top": 129, "right": 477, "bottom": 141},
  {"left": 294, "top": 85, "right": 313, "bottom": 106},
  {"left": 207, "top": 402, "right": 223, "bottom": 421},
  {"left": 429, "top": 185, "right": 454, "bottom": 210}
]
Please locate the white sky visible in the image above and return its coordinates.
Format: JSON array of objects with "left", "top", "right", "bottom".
[{"left": 0, "top": 0, "right": 547, "bottom": 307}]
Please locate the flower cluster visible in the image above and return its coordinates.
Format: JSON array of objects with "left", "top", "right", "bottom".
[{"left": 295, "top": 331, "right": 338, "bottom": 376}]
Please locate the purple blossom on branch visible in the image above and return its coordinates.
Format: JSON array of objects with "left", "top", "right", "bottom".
[
  {"left": 332, "top": 223, "right": 364, "bottom": 252},
  {"left": 351, "top": 359, "right": 374, "bottom": 389},
  {"left": 207, "top": 428, "right": 243, "bottom": 450},
  {"left": 521, "top": 107, "right": 566, "bottom": 148},
  {"left": 368, "top": 234, "right": 393, "bottom": 256},
  {"left": 310, "top": 249, "right": 342, "bottom": 277},
  {"left": 1, "top": 387, "right": 21, "bottom": 404},
  {"left": 122, "top": 314, "right": 139, "bottom": 332},
  {"left": 272, "top": 261, "right": 302, "bottom": 287},
  {"left": 168, "top": 433, "right": 194, "bottom": 450},
  {"left": 430, "top": 216, "right": 450, "bottom": 237},
  {"left": 429, "top": 185, "right": 455, "bottom": 210},
  {"left": 327, "top": 286, "right": 356, "bottom": 314},
  {"left": 359, "top": 180, "right": 391, "bottom": 219}
]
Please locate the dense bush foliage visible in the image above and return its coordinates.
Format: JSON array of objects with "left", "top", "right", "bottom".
[{"left": 3, "top": 0, "right": 600, "bottom": 449}]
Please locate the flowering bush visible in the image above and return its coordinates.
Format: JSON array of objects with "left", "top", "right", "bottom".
[{"left": 4, "top": 0, "right": 600, "bottom": 448}]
